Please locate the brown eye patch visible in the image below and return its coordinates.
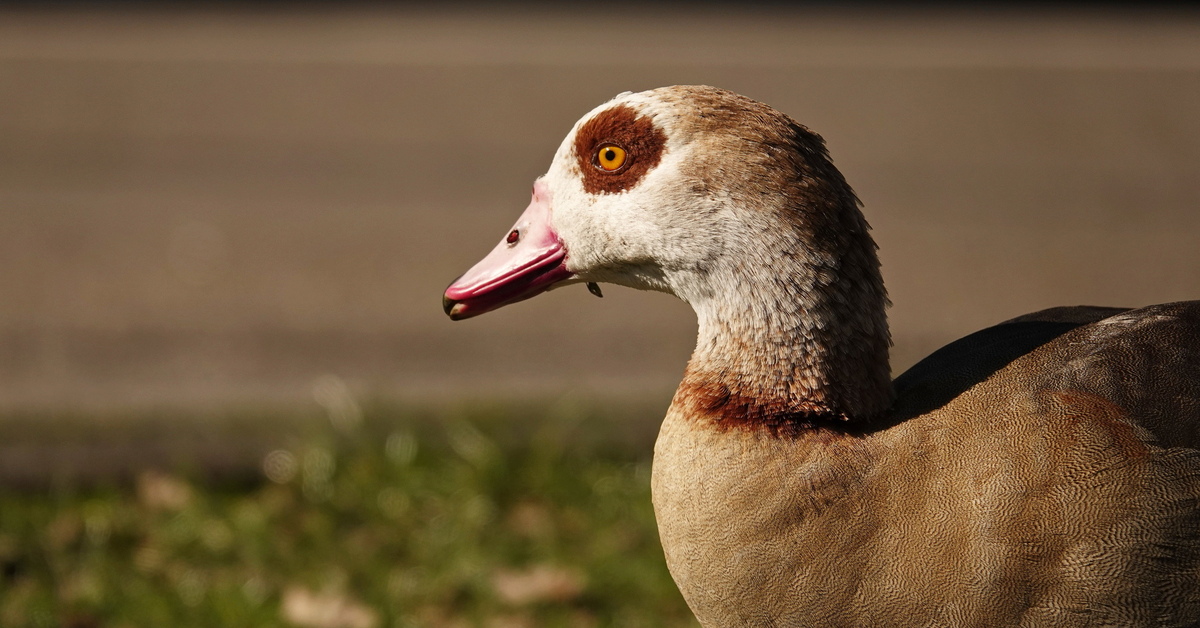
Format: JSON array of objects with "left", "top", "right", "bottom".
[{"left": 573, "top": 104, "right": 667, "bottom": 195}]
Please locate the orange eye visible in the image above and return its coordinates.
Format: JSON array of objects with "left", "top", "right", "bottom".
[{"left": 595, "top": 144, "right": 627, "bottom": 171}]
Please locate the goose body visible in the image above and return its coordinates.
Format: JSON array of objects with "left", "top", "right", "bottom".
[{"left": 444, "top": 86, "right": 1200, "bottom": 626}]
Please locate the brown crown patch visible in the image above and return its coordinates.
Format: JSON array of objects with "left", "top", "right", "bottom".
[{"left": 573, "top": 104, "right": 667, "bottom": 195}]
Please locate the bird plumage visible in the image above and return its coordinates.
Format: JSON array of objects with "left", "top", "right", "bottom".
[{"left": 445, "top": 85, "right": 1200, "bottom": 626}]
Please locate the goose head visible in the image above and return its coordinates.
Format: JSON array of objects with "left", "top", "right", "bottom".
[{"left": 444, "top": 85, "right": 892, "bottom": 421}]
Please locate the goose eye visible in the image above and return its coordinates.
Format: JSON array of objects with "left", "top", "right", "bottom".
[{"left": 595, "top": 144, "right": 627, "bottom": 172}]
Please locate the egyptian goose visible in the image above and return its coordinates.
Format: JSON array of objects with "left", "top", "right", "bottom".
[{"left": 443, "top": 86, "right": 1200, "bottom": 627}]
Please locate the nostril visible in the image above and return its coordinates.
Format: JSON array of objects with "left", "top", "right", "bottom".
[{"left": 506, "top": 229, "right": 520, "bottom": 245}]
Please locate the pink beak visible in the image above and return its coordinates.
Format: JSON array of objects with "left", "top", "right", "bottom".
[{"left": 443, "top": 181, "right": 573, "bottom": 320}]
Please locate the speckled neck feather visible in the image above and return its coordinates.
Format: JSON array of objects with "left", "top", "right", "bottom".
[{"left": 658, "top": 88, "right": 893, "bottom": 434}]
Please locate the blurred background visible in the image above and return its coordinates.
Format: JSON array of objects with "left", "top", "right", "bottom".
[{"left": 2, "top": 3, "right": 1200, "bottom": 626}]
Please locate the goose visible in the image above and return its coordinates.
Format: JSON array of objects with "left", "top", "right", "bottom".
[{"left": 442, "top": 85, "right": 1200, "bottom": 627}]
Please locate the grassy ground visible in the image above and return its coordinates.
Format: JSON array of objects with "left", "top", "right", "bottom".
[{"left": 0, "top": 400, "right": 697, "bottom": 627}]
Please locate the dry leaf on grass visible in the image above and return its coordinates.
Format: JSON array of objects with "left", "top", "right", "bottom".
[
  {"left": 136, "top": 471, "right": 193, "bottom": 511},
  {"left": 491, "top": 565, "right": 586, "bottom": 606},
  {"left": 281, "top": 586, "right": 378, "bottom": 628}
]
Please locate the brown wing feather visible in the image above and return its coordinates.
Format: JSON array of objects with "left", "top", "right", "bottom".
[
  {"left": 887, "top": 302, "right": 1200, "bottom": 624},
  {"left": 895, "top": 302, "right": 1200, "bottom": 448},
  {"left": 1022, "top": 301, "right": 1200, "bottom": 448},
  {"left": 892, "top": 305, "right": 1128, "bottom": 420}
]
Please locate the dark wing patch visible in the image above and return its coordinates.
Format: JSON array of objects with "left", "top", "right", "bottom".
[{"left": 891, "top": 306, "right": 1129, "bottom": 420}]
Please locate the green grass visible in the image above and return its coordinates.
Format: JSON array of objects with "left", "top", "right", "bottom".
[{"left": 0, "top": 401, "right": 697, "bottom": 627}]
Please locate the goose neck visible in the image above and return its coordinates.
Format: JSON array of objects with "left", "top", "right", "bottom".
[{"left": 675, "top": 251, "right": 893, "bottom": 434}]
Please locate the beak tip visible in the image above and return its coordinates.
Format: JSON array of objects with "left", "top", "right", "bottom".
[
  {"left": 443, "top": 275, "right": 464, "bottom": 319},
  {"left": 443, "top": 293, "right": 472, "bottom": 321}
]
